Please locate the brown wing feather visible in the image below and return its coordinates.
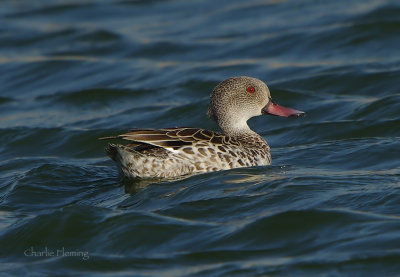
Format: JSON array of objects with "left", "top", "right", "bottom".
[
  {"left": 176, "top": 128, "right": 200, "bottom": 137},
  {"left": 99, "top": 127, "right": 239, "bottom": 150}
]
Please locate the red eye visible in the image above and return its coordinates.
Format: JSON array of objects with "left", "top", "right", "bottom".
[{"left": 247, "top": 86, "right": 255, "bottom": 93}]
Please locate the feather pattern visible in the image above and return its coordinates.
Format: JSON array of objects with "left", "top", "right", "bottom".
[
  {"left": 101, "top": 127, "right": 270, "bottom": 179},
  {"left": 101, "top": 128, "right": 229, "bottom": 150}
]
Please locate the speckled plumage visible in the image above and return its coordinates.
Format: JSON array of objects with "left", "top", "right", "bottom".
[{"left": 102, "top": 76, "right": 304, "bottom": 179}]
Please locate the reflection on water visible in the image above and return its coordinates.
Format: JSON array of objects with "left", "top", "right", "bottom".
[{"left": 122, "top": 176, "right": 186, "bottom": 194}]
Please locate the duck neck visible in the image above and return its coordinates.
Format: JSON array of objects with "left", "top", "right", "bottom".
[{"left": 218, "top": 117, "right": 256, "bottom": 137}]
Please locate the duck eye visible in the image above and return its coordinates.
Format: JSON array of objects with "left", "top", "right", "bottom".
[{"left": 247, "top": 86, "right": 255, "bottom": 93}]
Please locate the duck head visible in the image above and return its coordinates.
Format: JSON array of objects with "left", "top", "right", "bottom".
[{"left": 207, "top": 76, "right": 305, "bottom": 136}]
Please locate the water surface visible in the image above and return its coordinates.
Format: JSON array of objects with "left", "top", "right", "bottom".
[{"left": 1, "top": 0, "right": 400, "bottom": 275}]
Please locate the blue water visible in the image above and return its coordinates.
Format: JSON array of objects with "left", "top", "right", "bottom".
[{"left": 1, "top": 0, "right": 400, "bottom": 275}]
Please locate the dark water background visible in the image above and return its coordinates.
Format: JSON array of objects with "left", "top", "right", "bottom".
[{"left": 1, "top": 0, "right": 400, "bottom": 275}]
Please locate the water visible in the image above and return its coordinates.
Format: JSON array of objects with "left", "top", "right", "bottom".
[{"left": 1, "top": 0, "right": 400, "bottom": 275}]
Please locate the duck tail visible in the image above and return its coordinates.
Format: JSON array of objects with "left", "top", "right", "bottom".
[
  {"left": 105, "top": 144, "right": 143, "bottom": 179},
  {"left": 105, "top": 143, "right": 119, "bottom": 161}
]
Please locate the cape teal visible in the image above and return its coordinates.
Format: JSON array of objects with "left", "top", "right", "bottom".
[{"left": 101, "top": 76, "right": 305, "bottom": 179}]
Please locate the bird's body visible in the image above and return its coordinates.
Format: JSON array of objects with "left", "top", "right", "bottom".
[
  {"left": 102, "top": 76, "right": 304, "bottom": 179},
  {"left": 105, "top": 127, "right": 271, "bottom": 179}
]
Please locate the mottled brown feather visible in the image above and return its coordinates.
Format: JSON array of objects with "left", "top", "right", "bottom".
[
  {"left": 193, "top": 130, "right": 212, "bottom": 140},
  {"left": 176, "top": 128, "right": 200, "bottom": 137},
  {"left": 210, "top": 136, "right": 224, "bottom": 145},
  {"left": 109, "top": 127, "right": 241, "bottom": 150}
]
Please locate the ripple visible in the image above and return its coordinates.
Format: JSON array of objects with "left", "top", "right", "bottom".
[
  {"left": 267, "top": 119, "right": 400, "bottom": 147},
  {"left": 5, "top": 2, "right": 94, "bottom": 18},
  {"left": 0, "top": 96, "right": 13, "bottom": 105},
  {"left": 351, "top": 94, "right": 400, "bottom": 120},
  {"left": 274, "top": 136, "right": 400, "bottom": 170},
  {"left": 36, "top": 88, "right": 152, "bottom": 108},
  {"left": 77, "top": 29, "right": 122, "bottom": 43},
  {"left": 0, "top": 162, "right": 113, "bottom": 213},
  {"left": 128, "top": 41, "right": 193, "bottom": 59}
]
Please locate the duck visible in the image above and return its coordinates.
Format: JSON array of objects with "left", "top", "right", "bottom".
[{"left": 101, "top": 76, "right": 305, "bottom": 179}]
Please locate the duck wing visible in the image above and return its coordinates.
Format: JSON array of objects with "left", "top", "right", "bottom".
[{"left": 100, "top": 127, "right": 240, "bottom": 151}]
